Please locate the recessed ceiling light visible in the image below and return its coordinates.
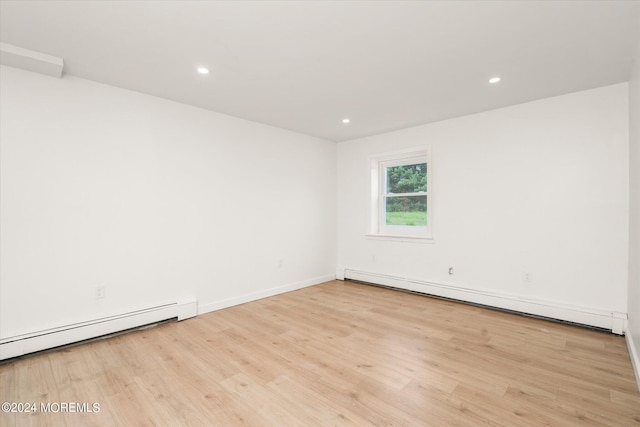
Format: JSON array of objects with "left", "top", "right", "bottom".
[
  {"left": 489, "top": 77, "right": 501, "bottom": 84},
  {"left": 342, "top": 118, "right": 351, "bottom": 124},
  {"left": 197, "top": 67, "right": 209, "bottom": 75}
]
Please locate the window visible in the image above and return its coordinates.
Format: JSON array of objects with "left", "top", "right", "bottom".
[{"left": 370, "top": 148, "right": 432, "bottom": 239}]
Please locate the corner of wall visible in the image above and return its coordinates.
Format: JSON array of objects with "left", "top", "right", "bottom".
[{"left": 627, "top": 37, "right": 640, "bottom": 392}]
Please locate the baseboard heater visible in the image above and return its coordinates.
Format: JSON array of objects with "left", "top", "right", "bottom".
[
  {"left": 0, "top": 297, "right": 197, "bottom": 360},
  {"left": 343, "top": 269, "right": 627, "bottom": 335}
]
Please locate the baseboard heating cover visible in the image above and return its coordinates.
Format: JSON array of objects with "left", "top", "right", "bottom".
[
  {"left": 342, "top": 269, "right": 627, "bottom": 334},
  {"left": 0, "top": 297, "right": 197, "bottom": 360}
]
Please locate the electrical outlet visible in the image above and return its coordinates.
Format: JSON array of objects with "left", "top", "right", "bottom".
[
  {"left": 95, "top": 286, "right": 106, "bottom": 299},
  {"left": 522, "top": 272, "right": 532, "bottom": 284},
  {"left": 277, "top": 259, "right": 283, "bottom": 269},
  {"left": 448, "top": 266, "right": 454, "bottom": 275}
]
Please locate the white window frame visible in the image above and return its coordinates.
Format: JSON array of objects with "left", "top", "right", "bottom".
[{"left": 369, "top": 147, "right": 433, "bottom": 240}]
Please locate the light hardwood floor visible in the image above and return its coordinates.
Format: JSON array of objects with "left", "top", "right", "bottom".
[{"left": 1, "top": 280, "right": 639, "bottom": 426}]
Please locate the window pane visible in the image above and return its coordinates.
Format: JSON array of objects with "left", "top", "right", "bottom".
[
  {"left": 386, "top": 163, "right": 426, "bottom": 193},
  {"left": 385, "top": 196, "right": 427, "bottom": 226}
]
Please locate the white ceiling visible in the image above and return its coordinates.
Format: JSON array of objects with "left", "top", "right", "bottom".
[{"left": 1, "top": 1, "right": 639, "bottom": 142}]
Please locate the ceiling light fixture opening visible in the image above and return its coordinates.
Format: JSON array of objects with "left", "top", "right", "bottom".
[
  {"left": 342, "top": 118, "right": 351, "bottom": 124},
  {"left": 489, "top": 77, "right": 501, "bottom": 84},
  {"left": 197, "top": 67, "right": 210, "bottom": 75}
]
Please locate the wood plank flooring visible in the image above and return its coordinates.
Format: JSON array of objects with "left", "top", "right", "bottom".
[{"left": 1, "top": 280, "right": 639, "bottom": 426}]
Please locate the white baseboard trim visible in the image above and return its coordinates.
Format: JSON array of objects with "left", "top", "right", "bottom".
[
  {"left": 345, "top": 269, "right": 627, "bottom": 334},
  {"left": 626, "top": 332, "right": 640, "bottom": 392},
  {"left": 197, "top": 273, "right": 336, "bottom": 315},
  {"left": 0, "top": 297, "right": 197, "bottom": 360},
  {"left": 0, "top": 274, "right": 336, "bottom": 361}
]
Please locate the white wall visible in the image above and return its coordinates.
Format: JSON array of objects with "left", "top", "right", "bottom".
[
  {"left": 628, "top": 41, "right": 640, "bottom": 387},
  {"left": 0, "top": 65, "right": 336, "bottom": 339},
  {"left": 338, "top": 84, "right": 629, "bottom": 329}
]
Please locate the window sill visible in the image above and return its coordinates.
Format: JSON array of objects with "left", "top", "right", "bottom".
[{"left": 365, "top": 234, "right": 435, "bottom": 244}]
